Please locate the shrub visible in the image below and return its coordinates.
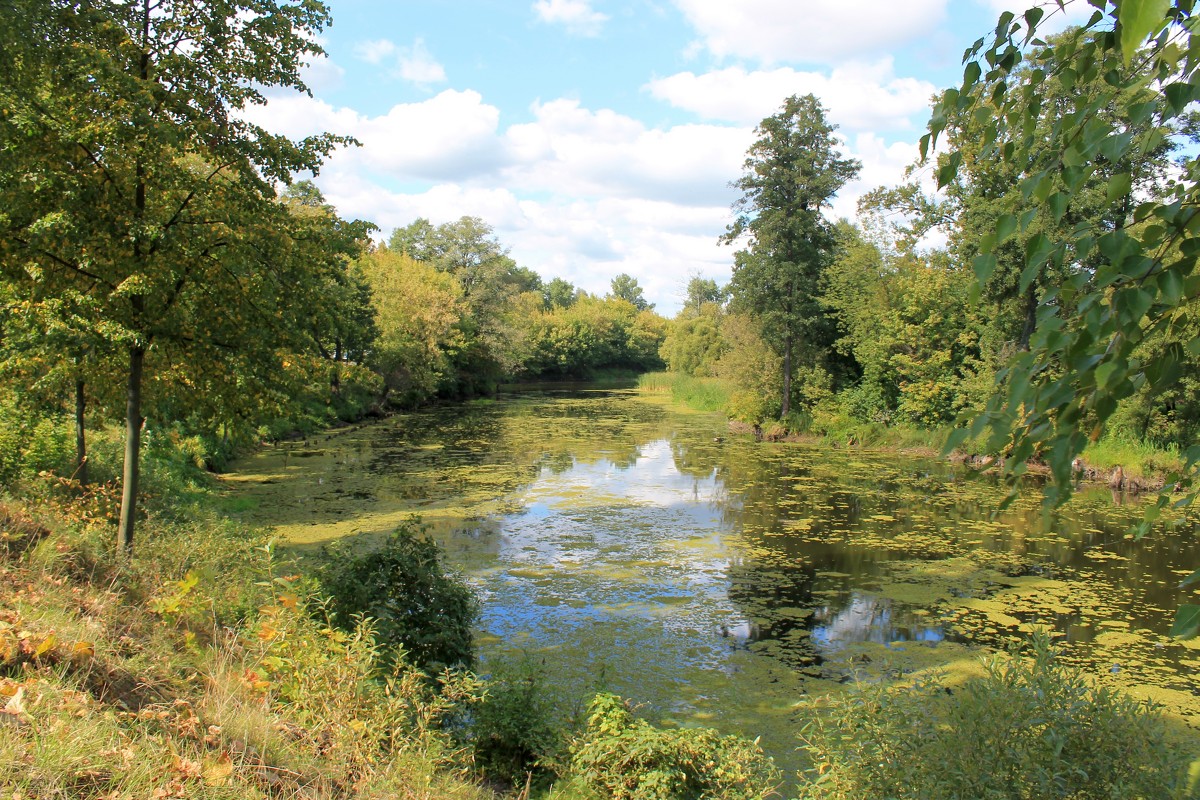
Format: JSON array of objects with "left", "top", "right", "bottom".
[
  {"left": 318, "top": 520, "right": 480, "bottom": 673},
  {"left": 798, "top": 633, "right": 1199, "bottom": 800},
  {"left": 569, "top": 693, "right": 781, "bottom": 800},
  {"left": 473, "top": 653, "right": 565, "bottom": 788}
]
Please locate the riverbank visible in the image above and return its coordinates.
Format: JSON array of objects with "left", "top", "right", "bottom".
[
  {"left": 0, "top": 429, "right": 782, "bottom": 799},
  {"left": 8, "top": 391, "right": 1200, "bottom": 798},
  {"left": 637, "top": 372, "right": 1183, "bottom": 495}
]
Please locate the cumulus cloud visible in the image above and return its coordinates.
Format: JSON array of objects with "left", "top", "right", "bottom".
[
  {"left": 977, "top": 0, "right": 1099, "bottom": 27},
  {"left": 352, "top": 37, "right": 447, "bottom": 87},
  {"left": 533, "top": 0, "right": 609, "bottom": 36},
  {"left": 240, "top": 83, "right": 922, "bottom": 312},
  {"left": 646, "top": 59, "right": 938, "bottom": 132},
  {"left": 502, "top": 99, "right": 750, "bottom": 206},
  {"left": 672, "top": 0, "right": 948, "bottom": 65}
]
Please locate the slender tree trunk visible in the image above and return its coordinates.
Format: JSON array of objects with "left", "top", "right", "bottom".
[
  {"left": 781, "top": 335, "right": 793, "bottom": 418},
  {"left": 74, "top": 376, "right": 88, "bottom": 487},
  {"left": 1019, "top": 285, "right": 1037, "bottom": 351},
  {"left": 117, "top": 343, "right": 144, "bottom": 554}
]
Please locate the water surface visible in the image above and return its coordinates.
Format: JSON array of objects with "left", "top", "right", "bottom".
[{"left": 224, "top": 387, "right": 1200, "bottom": 773}]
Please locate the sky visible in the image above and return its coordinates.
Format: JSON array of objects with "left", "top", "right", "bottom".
[{"left": 241, "top": 0, "right": 1094, "bottom": 314}]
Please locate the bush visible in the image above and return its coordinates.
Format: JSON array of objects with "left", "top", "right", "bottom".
[
  {"left": 798, "top": 633, "right": 1199, "bottom": 800},
  {"left": 318, "top": 520, "right": 480, "bottom": 673},
  {"left": 569, "top": 693, "right": 781, "bottom": 800},
  {"left": 473, "top": 653, "right": 565, "bottom": 788}
]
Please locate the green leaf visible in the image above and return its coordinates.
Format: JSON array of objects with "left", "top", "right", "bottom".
[
  {"left": 973, "top": 253, "right": 998, "bottom": 283},
  {"left": 1164, "top": 82, "right": 1196, "bottom": 115},
  {"left": 1096, "top": 360, "right": 1121, "bottom": 389},
  {"left": 1023, "top": 7, "right": 1045, "bottom": 38},
  {"left": 995, "top": 214, "right": 1017, "bottom": 244},
  {"left": 1048, "top": 192, "right": 1068, "bottom": 222},
  {"left": 1106, "top": 172, "right": 1133, "bottom": 203},
  {"left": 942, "top": 427, "right": 970, "bottom": 457},
  {"left": 1172, "top": 604, "right": 1200, "bottom": 639},
  {"left": 1118, "top": 0, "right": 1170, "bottom": 64},
  {"left": 963, "top": 60, "right": 981, "bottom": 89}
]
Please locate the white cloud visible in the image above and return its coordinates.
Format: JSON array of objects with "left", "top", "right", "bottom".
[
  {"left": 830, "top": 133, "right": 921, "bottom": 221},
  {"left": 241, "top": 85, "right": 924, "bottom": 313},
  {"left": 977, "top": 0, "right": 1100, "bottom": 28},
  {"left": 502, "top": 99, "right": 750, "bottom": 206},
  {"left": 352, "top": 37, "right": 447, "bottom": 87},
  {"left": 533, "top": 0, "right": 609, "bottom": 36},
  {"left": 672, "top": 0, "right": 948, "bottom": 65},
  {"left": 646, "top": 60, "right": 938, "bottom": 133},
  {"left": 355, "top": 39, "right": 397, "bottom": 65},
  {"left": 397, "top": 39, "right": 448, "bottom": 86}
]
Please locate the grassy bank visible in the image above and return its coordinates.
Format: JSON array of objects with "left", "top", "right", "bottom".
[
  {"left": 638, "top": 371, "right": 1186, "bottom": 488},
  {"left": 4, "top": 412, "right": 1199, "bottom": 799},
  {"left": 636, "top": 371, "right": 732, "bottom": 413}
]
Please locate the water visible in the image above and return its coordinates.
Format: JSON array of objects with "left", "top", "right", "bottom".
[{"left": 226, "top": 386, "right": 1200, "bottom": 775}]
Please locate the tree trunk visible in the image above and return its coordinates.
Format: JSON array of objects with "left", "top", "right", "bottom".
[
  {"left": 117, "top": 343, "right": 144, "bottom": 554},
  {"left": 74, "top": 376, "right": 88, "bottom": 487},
  {"left": 1019, "top": 285, "right": 1037, "bottom": 351},
  {"left": 781, "top": 335, "right": 793, "bottom": 418}
]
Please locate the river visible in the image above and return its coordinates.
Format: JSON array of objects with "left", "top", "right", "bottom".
[{"left": 223, "top": 386, "right": 1200, "bottom": 775}]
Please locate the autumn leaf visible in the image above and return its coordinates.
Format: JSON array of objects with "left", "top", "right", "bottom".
[{"left": 203, "top": 753, "right": 235, "bottom": 786}]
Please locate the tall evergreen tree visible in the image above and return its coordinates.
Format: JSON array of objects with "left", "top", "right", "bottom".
[{"left": 722, "top": 94, "right": 860, "bottom": 418}]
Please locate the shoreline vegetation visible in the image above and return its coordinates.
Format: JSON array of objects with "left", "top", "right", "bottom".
[
  {"left": 4, "top": 401, "right": 1200, "bottom": 798},
  {"left": 636, "top": 371, "right": 1184, "bottom": 495}
]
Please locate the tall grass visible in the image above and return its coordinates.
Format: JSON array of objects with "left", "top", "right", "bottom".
[{"left": 637, "top": 371, "right": 732, "bottom": 413}]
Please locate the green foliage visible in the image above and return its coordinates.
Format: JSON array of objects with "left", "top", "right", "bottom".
[
  {"left": 923, "top": 2, "right": 1200, "bottom": 512},
  {"left": 472, "top": 654, "right": 565, "bottom": 787},
  {"left": 637, "top": 372, "right": 732, "bottom": 413},
  {"left": 798, "top": 634, "right": 1197, "bottom": 800},
  {"left": 524, "top": 294, "right": 667, "bottom": 379},
  {"left": 569, "top": 693, "right": 781, "bottom": 800},
  {"left": 610, "top": 273, "right": 654, "bottom": 311},
  {"left": 723, "top": 94, "right": 862, "bottom": 418},
  {"left": 318, "top": 520, "right": 480, "bottom": 673},
  {"left": 661, "top": 305, "right": 727, "bottom": 377}
]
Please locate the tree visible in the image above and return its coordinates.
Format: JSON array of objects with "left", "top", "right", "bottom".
[
  {"left": 876, "top": 30, "right": 1178, "bottom": 353},
  {"left": 609, "top": 273, "right": 653, "bottom": 311},
  {"left": 0, "top": 0, "right": 348, "bottom": 552},
  {"left": 683, "top": 275, "right": 725, "bottom": 316},
  {"left": 925, "top": 1, "right": 1200, "bottom": 630},
  {"left": 722, "top": 94, "right": 861, "bottom": 418},
  {"left": 543, "top": 277, "right": 578, "bottom": 309}
]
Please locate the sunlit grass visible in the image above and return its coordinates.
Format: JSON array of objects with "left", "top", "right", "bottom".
[{"left": 637, "top": 371, "right": 732, "bottom": 413}]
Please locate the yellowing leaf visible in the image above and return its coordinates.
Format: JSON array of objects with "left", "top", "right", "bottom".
[
  {"left": 34, "top": 633, "right": 57, "bottom": 658},
  {"left": 203, "top": 753, "right": 234, "bottom": 786}
]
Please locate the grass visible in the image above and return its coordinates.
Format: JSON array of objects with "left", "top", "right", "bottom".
[
  {"left": 637, "top": 371, "right": 732, "bottom": 413},
  {"left": 1081, "top": 435, "right": 1185, "bottom": 483}
]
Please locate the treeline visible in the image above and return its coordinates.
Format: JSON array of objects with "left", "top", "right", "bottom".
[
  {"left": 0, "top": 0, "right": 666, "bottom": 550},
  {"left": 660, "top": 28, "right": 1200, "bottom": 457},
  {"left": 0, "top": 195, "right": 668, "bottom": 482}
]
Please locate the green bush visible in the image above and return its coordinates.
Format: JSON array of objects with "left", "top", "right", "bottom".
[
  {"left": 318, "top": 520, "right": 480, "bottom": 674},
  {"left": 473, "top": 653, "right": 565, "bottom": 787},
  {"left": 569, "top": 693, "right": 781, "bottom": 800},
  {"left": 798, "top": 633, "right": 1198, "bottom": 800}
]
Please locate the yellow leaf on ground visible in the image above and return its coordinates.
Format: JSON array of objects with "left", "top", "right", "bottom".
[{"left": 203, "top": 753, "right": 234, "bottom": 786}]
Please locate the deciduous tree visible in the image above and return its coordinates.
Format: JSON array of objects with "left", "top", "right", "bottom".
[{"left": 0, "top": 0, "right": 348, "bottom": 551}]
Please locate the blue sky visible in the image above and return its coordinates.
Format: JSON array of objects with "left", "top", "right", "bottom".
[{"left": 243, "top": 0, "right": 1092, "bottom": 313}]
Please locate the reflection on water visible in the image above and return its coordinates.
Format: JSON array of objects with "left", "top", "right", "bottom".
[{"left": 228, "top": 387, "right": 1200, "bottom": 775}]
